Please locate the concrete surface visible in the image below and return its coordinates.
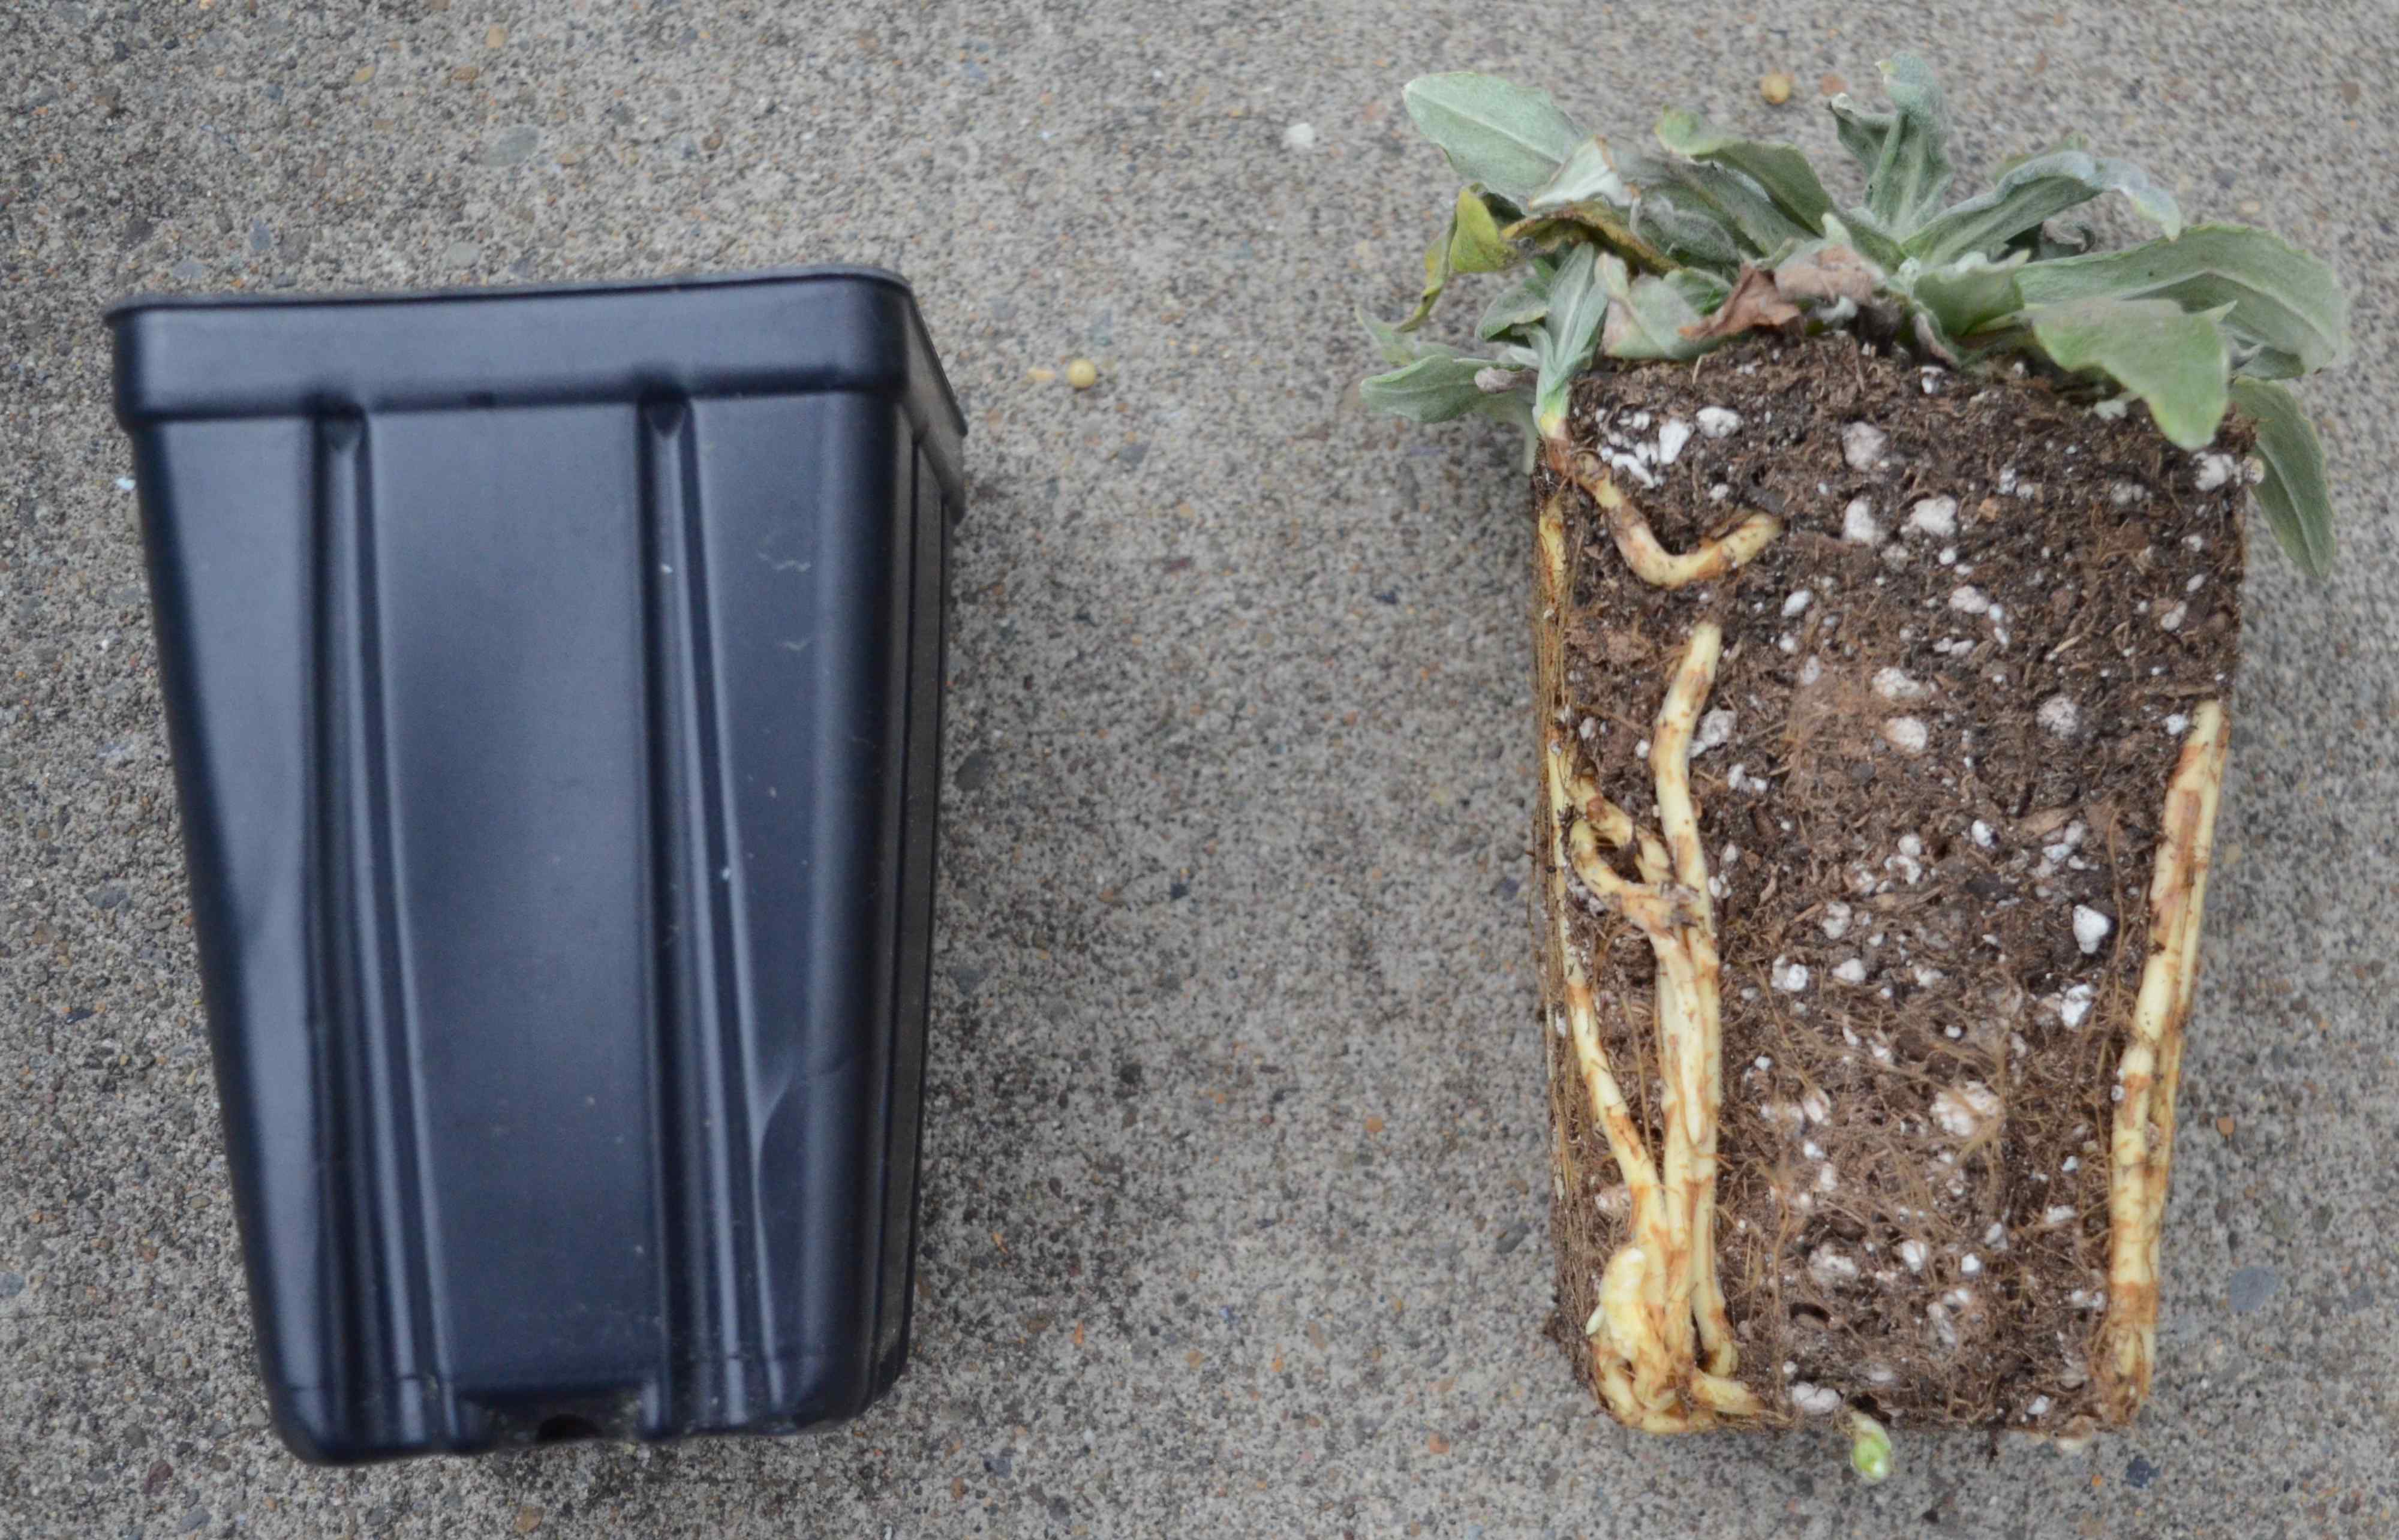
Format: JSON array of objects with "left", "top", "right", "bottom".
[{"left": 4, "top": 2, "right": 2395, "bottom": 1535}]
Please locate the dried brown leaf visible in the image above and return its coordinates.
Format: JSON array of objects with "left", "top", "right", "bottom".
[
  {"left": 1677, "top": 265, "right": 1802, "bottom": 342},
  {"left": 1776, "top": 243, "right": 1877, "bottom": 305}
]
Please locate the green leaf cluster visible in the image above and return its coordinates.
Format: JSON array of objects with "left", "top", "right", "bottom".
[{"left": 1361, "top": 56, "right": 2352, "bottom": 574}]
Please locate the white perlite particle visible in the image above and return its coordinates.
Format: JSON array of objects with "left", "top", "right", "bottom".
[
  {"left": 1960, "top": 1253, "right": 1984, "bottom": 1276},
  {"left": 1872, "top": 667, "right": 1927, "bottom": 702},
  {"left": 1791, "top": 1382, "right": 1843, "bottom": 1416},
  {"left": 1842, "top": 497, "right": 1883, "bottom": 545},
  {"left": 2025, "top": 1395, "right": 2054, "bottom": 1419},
  {"left": 1881, "top": 717, "right": 1930, "bottom": 755},
  {"left": 1772, "top": 957, "right": 1812, "bottom": 992},
  {"left": 2037, "top": 694, "right": 2081, "bottom": 738},
  {"left": 1696, "top": 709, "right": 1736, "bottom": 753},
  {"left": 1907, "top": 496, "right": 1958, "bottom": 537},
  {"left": 2073, "top": 905, "right": 2114, "bottom": 954},
  {"left": 1842, "top": 421, "right": 1888, "bottom": 470},
  {"left": 2164, "top": 712, "right": 2190, "bottom": 736},
  {"left": 1782, "top": 589, "right": 1814, "bottom": 617},
  {"left": 1821, "top": 901, "right": 1853, "bottom": 940},
  {"left": 2045, "top": 1205, "right": 2078, "bottom": 1227},
  {"left": 1656, "top": 418, "right": 1694, "bottom": 464},
  {"left": 1834, "top": 958, "right": 1868, "bottom": 985},
  {"left": 1898, "top": 1239, "right": 1929, "bottom": 1273},
  {"left": 2196, "top": 452, "right": 2239, "bottom": 491},
  {"left": 1797, "top": 655, "right": 1825, "bottom": 687},
  {"left": 1971, "top": 820, "right": 1995, "bottom": 849},
  {"left": 1696, "top": 406, "right": 1743, "bottom": 438},
  {"left": 1932, "top": 1081, "right": 2001, "bottom": 1139},
  {"left": 1809, "top": 1246, "right": 1860, "bottom": 1286},
  {"left": 1949, "top": 585, "right": 1991, "bottom": 615},
  {"left": 2159, "top": 600, "right": 2188, "bottom": 632},
  {"left": 1801, "top": 1089, "right": 1831, "bottom": 1124},
  {"left": 2058, "top": 982, "right": 2097, "bottom": 1028}
]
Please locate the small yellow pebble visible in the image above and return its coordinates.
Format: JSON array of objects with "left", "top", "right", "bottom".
[
  {"left": 1066, "top": 358, "right": 1099, "bottom": 390},
  {"left": 486, "top": 24, "right": 509, "bottom": 49},
  {"left": 1760, "top": 71, "right": 1795, "bottom": 106},
  {"left": 1027, "top": 366, "right": 1057, "bottom": 384}
]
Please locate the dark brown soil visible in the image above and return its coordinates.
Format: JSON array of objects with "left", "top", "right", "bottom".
[{"left": 1536, "top": 332, "right": 2250, "bottom": 1433}]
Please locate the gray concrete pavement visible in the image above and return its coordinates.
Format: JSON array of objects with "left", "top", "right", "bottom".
[{"left": 5, "top": 2, "right": 2395, "bottom": 1535}]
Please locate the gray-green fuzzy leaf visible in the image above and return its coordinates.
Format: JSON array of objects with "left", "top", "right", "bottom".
[
  {"left": 1906, "top": 150, "right": 2182, "bottom": 263},
  {"left": 1824, "top": 210, "right": 1907, "bottom": 272},
  {"left": 1403, "top": 74, "right": 1585, "bottom": 204},
  {"left": 1361, "top": 353, "right": 1506, "bottom": 423},
  {"left": 1631, "top": 185, "right": 1748, "bottom": 270},
  {"left": 1826, "top": 94, "right": 1892, "bottom": 176},
  {"left": 1359, "top": 304, "right": 1463, "bottom": 367},
  {"left": 2012, "top": 223, "right": 2352, "bottom": 379},
  {"left": 1907, "top": 252, "right": 2027, "bottom": 341},
  {"left": 1528, "top": 136, "right": 1634, "bottom": 212},
  {"left": 1534, "top": 243, "right": 1609, "bottom": 435},
  {"left": 1652, "top": 110, "right": 1839, "bottom": 235},
  {"left": 1619, "top": 151, "right": 1811, "bottom": 261},
  {"left": 2230, "top": 376, "right": 2336, "bottom": 577},
  {"left": 1477, "top": 257, "right": 1558, "bottom": 341},
  {"left": 1860, "top": 55, "right": 1955, "bottom": 236},
  {"left": 2027, "top": 297, "right": 2230, "bottom": 450},
  {"left": 1596, "top": 254, "right": 1726, "bottom": 362}
]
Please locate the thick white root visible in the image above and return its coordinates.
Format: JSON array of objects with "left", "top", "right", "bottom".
[
  {"left": 1537, "top": 486, "right": 1760, "bottom": 1429},
  {"left": 2097, "top": 700, "right": 2230, "bottom": 1419}
]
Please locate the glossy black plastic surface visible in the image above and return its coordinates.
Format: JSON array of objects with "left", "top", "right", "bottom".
[{"left": 108, "top": 269, "right": 962, "bottom": 1463}]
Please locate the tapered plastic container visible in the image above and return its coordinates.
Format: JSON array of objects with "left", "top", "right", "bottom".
[{"left": 107, "top": 269, "right": 964, "bottom": 1464}]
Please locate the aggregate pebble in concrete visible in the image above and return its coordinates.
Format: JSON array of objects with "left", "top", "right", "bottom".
[{"left": 4, "top": 3, "right": 2397, "bottom": 1536}]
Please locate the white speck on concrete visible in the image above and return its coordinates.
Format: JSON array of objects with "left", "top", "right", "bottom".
[{"left": 1282, "top": 122, "right": 1317, "bottom": 150}]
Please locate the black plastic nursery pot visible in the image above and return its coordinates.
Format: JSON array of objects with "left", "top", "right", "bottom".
[{"left": 107, "top": 269, "right": 964, "bottom": 1464}]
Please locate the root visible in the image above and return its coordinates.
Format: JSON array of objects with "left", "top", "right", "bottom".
[
  {"left": 1555, "top": 449, "right": 1779, "bottom": 589},
  {"left": 1535, "top": 493, "right": 1765, "bottom": 1429},
  {"left": 2096, "top": 700, "right": 2230, "bottom": 1420}
]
